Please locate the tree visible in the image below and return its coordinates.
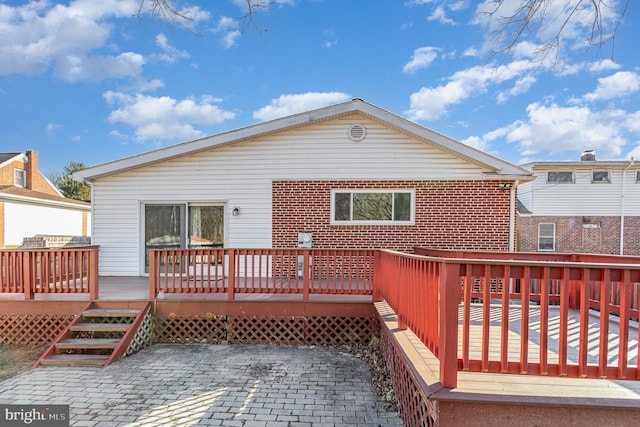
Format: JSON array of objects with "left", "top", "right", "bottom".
[
  {"left": 137, "top": 0, "right": 268, "bottom": 32},
  {"left": 481, "top": 0, "right": 630, "bottom": 65},
  {"left": 50, "top": 162, "right": 91, "bottom": 201}
]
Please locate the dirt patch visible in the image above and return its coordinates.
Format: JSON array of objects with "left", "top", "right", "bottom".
[
  {"left": 0, "top": 343, "right": 48, "bottom": 382},
  {"left": 343, "top": 339, "right": 398, "bottom": 412}
]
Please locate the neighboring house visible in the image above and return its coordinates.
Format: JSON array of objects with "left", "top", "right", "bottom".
[
  {"left": 0, "top": 150, "right": 91, "bottom": 248},
  {"left": 517, "top": 150, "right": 640, "bottom": 255},
  {"left": 74, "top": 99, "right": 533, "bottom": 276}
]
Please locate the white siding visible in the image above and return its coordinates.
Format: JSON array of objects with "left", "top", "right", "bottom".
[
  {"left": 92, "top": 116, "right": 490, "bottom": 275},
  {"left": 4, "top": 201, "right": 86, "bottom": 246},
  {"left": 529, "top": 168, "right": 640, "bottom": 216}
]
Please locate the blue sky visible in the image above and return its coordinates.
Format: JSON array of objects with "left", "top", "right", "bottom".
[{"left": 1, "top": 0, "right": 639, "bottom": 175}]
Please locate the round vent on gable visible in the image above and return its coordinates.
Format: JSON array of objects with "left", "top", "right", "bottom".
[{"left": 348, "top": 124, "right": 367, "bottom": 142}]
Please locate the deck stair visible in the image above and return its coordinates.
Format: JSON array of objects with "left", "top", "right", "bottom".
[{"left": 35, "top": 301, "right": 151, "bottom": 368}]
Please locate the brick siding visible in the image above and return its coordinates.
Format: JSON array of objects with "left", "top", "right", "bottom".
[
  {"left": 273, "top": 180, "right": 513, "bottom": 252},
  {"left": 518, "top": 216, "right": 640, "bottom": 255},
  {"left": 0, "top": 151, "right": 59, "bottom": 195}
]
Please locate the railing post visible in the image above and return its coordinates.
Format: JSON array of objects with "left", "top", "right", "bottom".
[
  {"left": 397, "top": 257, "right": 407, "bottom": 330},
  {"left": 149, "top": 250, "right": 157, "bottom": 300},
  {"left": 373, "top": 250, "right": 382, "bottom": 302},
  {"left": 302, "top": 249, "right": 310, "bottom": 301},
  {"left": 89, "top": 247, "right": 99, "bottom": 300},
  {"left": 22, "top": 251, "right": 33, "bottom": 300},
  {"left": 227, "top": 249, "right": 236, "bottom": 300},
  {"left": 439, "top": 261, "right": 460, "bottom": 388}
]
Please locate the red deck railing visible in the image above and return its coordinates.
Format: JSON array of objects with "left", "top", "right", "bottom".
[
  {"left": 0, "top": 246, "right": 99, "bottom": 299},
  {"left": 148, "top": 248, "right": 375, "bottom": 300},
  {"left": 375, "top": 248, "right": 640, "bottom": 388}
]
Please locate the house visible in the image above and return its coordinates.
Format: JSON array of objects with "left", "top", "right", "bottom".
[
  {"left": 517, "top": 150, "right": 640, "bottom": 255},
  {"left": 0, "top": 150, "right": 91, "bottom": 248},
  {"left": 73, "top": 99, "right": 533, "bottom": 276}
]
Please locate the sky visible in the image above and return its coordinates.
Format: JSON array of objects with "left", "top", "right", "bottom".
[{"left": 1, "top": 0, "right": 639, "bottom": 175}]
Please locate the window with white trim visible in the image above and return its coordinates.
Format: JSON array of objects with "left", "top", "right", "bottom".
[
  {"left": 14, "top": 169, "right": 26, "bottom": 187},
  {"left": 538, "top": 223, "right": 556, "bottom": 251},
  {"left": 546, "top": 171, "right": 573, "bottom": 183},
  {"left": 331, "top": 190, "right": 414, "bottom": 224}
]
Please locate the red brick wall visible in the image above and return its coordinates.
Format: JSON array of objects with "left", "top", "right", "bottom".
[
  {"left": 517, "top": 216, "right": 640, "bottom": 255},
  {"left": 272, "top": 180, "right": 513, "bottom": 252},
  {"left": 0, "top": 151, "right": 59, "bottom": 195}
]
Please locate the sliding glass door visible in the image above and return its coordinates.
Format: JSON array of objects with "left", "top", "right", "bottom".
[{"left": 144, "top": 203, "right": 224, "bottom": 273}]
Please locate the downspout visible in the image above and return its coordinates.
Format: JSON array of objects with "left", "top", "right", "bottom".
[
  {"left": 620, "top": 159, "right": 634, "bottom": 255},
  {"left": 509, "top": 180, "right": 519, "bottom": 253}
]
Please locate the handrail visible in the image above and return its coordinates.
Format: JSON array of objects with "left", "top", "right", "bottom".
[
  {"left": 375, "top": 248, "right": 640, "bottom": 388},
  {"left": 1, "top": 246, "right": 99, "bottom": 300},
  {"left": 148, "top": 248, "right": 375, "bottom": 300}
]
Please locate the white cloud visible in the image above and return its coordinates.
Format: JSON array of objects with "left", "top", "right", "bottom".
[
  {"left": 589, "top": 59, "right": 621, "bottom": 73},
  {"left": 213, "top": 16, "right": 241, "bottom": 48},
  {"left": 253, "top": 92, "right": 352, "bottom": 121},
  {"left": 403, "top": 47, "right": 440, "bottom": 74},
  {"left": 473, "top": 0, "right": 621, "bottom": 62},
  {"left": 104, "top": 91, "right": 235, "bottom": 141},
  {"left": 152, "top": 33, "right": 190, "bottom": 63},
  {"left": 583, "top": 71, "right": 640, "bottom": 102},
  {"left": 469, "top": 102, "right": 640, "bottom": 160},
  {"left": 0, "top": 0, "right": 140, "bottom": 79},
  {"left": 407, "top": 59, "right": 537, "bottom": 120},
  {"left": 428, "top": 6, "right": 456, "bottom": 25},
  {"left": 55, "top": 52, "right": 145, "bottom": 82},
  {"left": 496, "top": 75, "right": 537, "bottom": 103},
  {"left": 46, "top": 122, "right": 62, "bottom": 136}
]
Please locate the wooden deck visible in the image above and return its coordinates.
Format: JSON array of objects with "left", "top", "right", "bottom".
[
  {"left": 462, "top": 303, "right": 639, "bottom": 368},
  {"left": 377, "top": 302, "right": 640, "bottom": 409},
  {"left": 0, "top": 276, "right": 373, "bottom": 302}
]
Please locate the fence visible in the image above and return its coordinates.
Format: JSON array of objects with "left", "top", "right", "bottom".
[
  {"left": 375, "top": 248, "right": 640, "bottom": 388},
  {"left": 149, "top": 248, "right": 375, "bottom": 300},
  {"left": 0, "top": 246, "right": 99, "bottom": 299}
]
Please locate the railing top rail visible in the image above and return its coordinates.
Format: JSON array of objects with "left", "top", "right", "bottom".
[
  {"left": 380, "top": 248, "right": 640, "bottom": 271},
  {"left": 147, "top": 248, "right": 376, "bottom": 252},
  {"left": 0, "top": 245, "right": 99, "bottom": 253}
]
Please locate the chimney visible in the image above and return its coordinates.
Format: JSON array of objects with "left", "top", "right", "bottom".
[
  {"left": 25, "top": 150, "right": 38, "bottom": 190},
  {"left": 581, "top": 150, "right": 596, "bottom": 161}
]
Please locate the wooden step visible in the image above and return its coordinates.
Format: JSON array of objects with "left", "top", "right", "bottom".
[
  {"left": 70, "top": 323, "right": 131, "bottom": 333},
  {"left": 83, "top": 308, "right": 141, "bottom": 318},
  {"left": 55, "top": 338, "right": 121, "bottom": 350},
  {"left": 39, "top": 354, "right": 110, "bottom": 367}
]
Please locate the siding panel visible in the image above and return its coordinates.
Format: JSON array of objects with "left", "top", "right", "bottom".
[{"left": 92, "top": 117, "right": 491, "bottom": 275}]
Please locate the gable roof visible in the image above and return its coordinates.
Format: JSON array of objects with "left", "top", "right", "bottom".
[
  {"left": 74, "top": 99, "right": 533, "bottom": 182},
  {"left": 0, "top": 152, "right": 26, "bottom": 168},
  {"left": 0, "top": 185, "right": 90, "bottom": 210}
]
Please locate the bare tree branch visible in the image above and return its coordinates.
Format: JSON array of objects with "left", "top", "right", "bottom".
[
  {"left": 135, "top": 0, "right": 271, "bottom": 35},
  {"left": 482, "top": 0, "right": 629, "bottom": 67}
]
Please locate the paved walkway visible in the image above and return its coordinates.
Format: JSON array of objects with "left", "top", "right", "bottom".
[{"left": 0, "top": 344, "right": 403, "bottom": 427}]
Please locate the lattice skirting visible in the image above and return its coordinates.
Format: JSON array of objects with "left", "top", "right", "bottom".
[
  {"left": 126, "top": 309, "right": 154, "bottom": 356},
  {"left": 381, "top": 327, "right": 437, "bottom": 427},
  {"left": 0, "top": 314, "right": 75, "bottom": 345},
  {"left": 154, "top": 315, "right": 378, "bottom": 346}
]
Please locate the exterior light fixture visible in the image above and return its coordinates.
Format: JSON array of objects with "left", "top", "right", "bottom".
[{"left": 232, "top": 207, "right": 240, "bottom": 216}]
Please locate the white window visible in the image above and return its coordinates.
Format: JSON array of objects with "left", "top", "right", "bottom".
[
  {"left": 538, "top": 223, "right": 556, "bottom": 251},
  {"left": 14, "top": 169, "right": 26, "bottom": 187},
  {"left": 592, "top": 170, "right": 610, "bottom": 183},
  {"left": 547, "top": 171, "right": 574, "bottom": 183},
  {"left": 331, "top": 190, "right": 414, "bottom": 224}
]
